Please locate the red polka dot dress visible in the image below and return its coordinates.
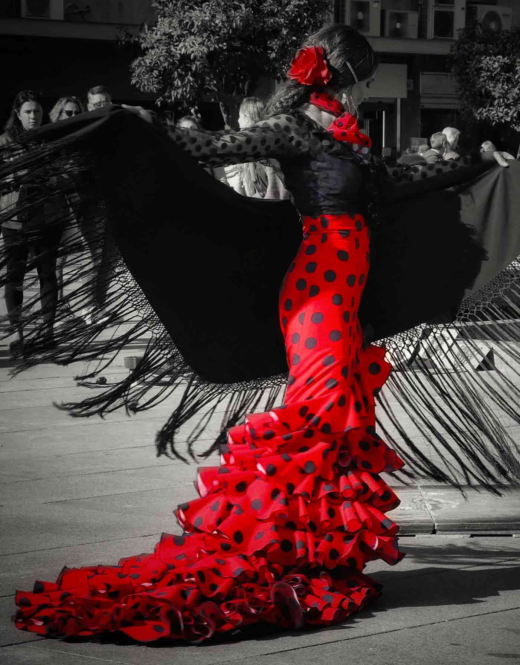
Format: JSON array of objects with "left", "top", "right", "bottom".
[{"left": 14, "top": 109, "right": 405, "bottom": 642}]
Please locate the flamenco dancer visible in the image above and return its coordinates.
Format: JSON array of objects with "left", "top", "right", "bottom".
[{"left": 11, "top": 25, "right": 517, "bottom": 642}]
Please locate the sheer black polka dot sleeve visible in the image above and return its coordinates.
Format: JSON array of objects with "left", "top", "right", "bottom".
[
  {"left": 168, "top": 115, "right": 312, "bottom": 167},
  {"left": 376, "top": 153, "right": 498, "bottom": 205},
  {"left": 384, "top": 154, "right": 480, "bottom": 185}
]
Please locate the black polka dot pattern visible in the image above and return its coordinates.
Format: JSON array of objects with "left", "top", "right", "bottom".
[
  {"left": 16, "top": 122, "right": 413, "bottom": 644},
  {"left": 170, "top": 113, "right": 314, "bottom": 168}
]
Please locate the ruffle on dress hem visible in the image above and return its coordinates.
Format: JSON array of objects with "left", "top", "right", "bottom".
[{"left": 14, "top": 341, "right": 404, "bottom": 643}]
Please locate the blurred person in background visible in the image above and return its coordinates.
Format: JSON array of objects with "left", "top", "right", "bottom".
[
  {"left": 397, "top": 147, "right": 426, "bottom": 167},
  {"left": 78, "top": 86, "right": 114, "bottom": 322},
  {"left": 481, "top": 140, "right": 497, "bottom": 153},
  {"left": 176, "top": 115, "right": 201, "bottom": 130},
  {"left": 176, "top": 115, "right": 215, "bottom": 177},
  {"left": 223, "top": 97, "right": 290, "bottom": 200},
  {"left": 0, "top": 91, "right": 62, "bottom": 355},
  {"left": 49, "top": 96, "right": 84, "bottom": 123},
  {"left": 2, "top": 92, "right": 43, "bottom": 135},
  {"left": 49, "top": 97, "right": 86, "bottom": 317},
  {"left": 421, "top": 132, "right": 447, "bottom": 164},
  {"left": 442, "top": 127, "right": 461, "bottom": 161},
  {"left": 87, "top": 85, "right": 112, "bottom": 111}
]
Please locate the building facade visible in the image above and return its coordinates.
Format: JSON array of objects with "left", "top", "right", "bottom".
[
  {"left": 338, "top": 0, "right": 520, "bottom": 153},
  {"left": 1, "top": 0, "right": 520, "bottom": 152},
  {"left": 0, "top": 0, "right": 157, "bottom": 124}
]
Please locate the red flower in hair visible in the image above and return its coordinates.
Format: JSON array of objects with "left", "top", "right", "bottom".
[{"left": 287, "top": 46, "right": 332, "bottom": 87}]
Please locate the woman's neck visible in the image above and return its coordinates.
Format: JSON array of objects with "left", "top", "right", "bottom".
[{"left": 299, "top": 103, "right": 336, "bottom": 130}]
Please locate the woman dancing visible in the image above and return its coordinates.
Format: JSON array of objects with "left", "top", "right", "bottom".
[{"left": 12, "top": 25, "right": 516, "bottom": 642}]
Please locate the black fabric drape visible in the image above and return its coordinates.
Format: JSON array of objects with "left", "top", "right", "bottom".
[
  {"left": 75, "top": 109, "right": 517, "bottom": 383},
  {"left": 3, "top": 107, "right": 520, "bottom": 488},
  {"left": 3, "top": 108, "right": 520, "bottom": 383}
]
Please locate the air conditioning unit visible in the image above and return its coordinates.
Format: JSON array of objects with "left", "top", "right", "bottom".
[
  {"left": 427, "top": 0, "right": 466, "bottom": 39},
  {"left": 466, "top": 4, "right": 512, "bottom": 32},
  {"left": 342, "top": 0, "right": 382, "bottom": 37},
  {"left": 21, "top": 0, "right": 64, "bottom": 20},
  {"left": 420, "top": 71, "right": 460, "bottom": 108},
  {"left": 385, "top": 10, "right": 419, "bottom": 38}
]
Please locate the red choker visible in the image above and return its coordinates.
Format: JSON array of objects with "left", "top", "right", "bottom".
[
  {"left": 308, "top": 91, "right": 372, "bottom": 160},
  {"left": 309, "top": 92, "right": 344, "bottom": 118},
  {"left": 328, "top": 114, "right": 372, "bottom": 159}
]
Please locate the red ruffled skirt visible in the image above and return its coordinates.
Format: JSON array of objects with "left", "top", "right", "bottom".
[{"left": 14, "top": 213, "right": 404, "bottom": 643}]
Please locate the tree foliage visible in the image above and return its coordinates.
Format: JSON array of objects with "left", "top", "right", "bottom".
[
  {"left": 451, "top": 23, "right": 520, "bottom": 131},
  {"left": 130, "top": 0, "right": 330, "bottom": 116}
]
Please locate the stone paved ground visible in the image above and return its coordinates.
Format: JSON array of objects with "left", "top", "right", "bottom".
[
  {"left": 0, "top": 310, "right": 519, "bottom": 663},
  {"left": 1, "top": 534, "right": 519, "bottom": 665}
]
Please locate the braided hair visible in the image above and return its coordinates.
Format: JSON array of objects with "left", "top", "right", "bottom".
[{"left": 264, "top": 25, "right": 377, "bottom": 118}]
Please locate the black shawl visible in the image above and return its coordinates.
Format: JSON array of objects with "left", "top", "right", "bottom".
[{"left": 1, "top": 107, "right": 520, "bottom": 490}]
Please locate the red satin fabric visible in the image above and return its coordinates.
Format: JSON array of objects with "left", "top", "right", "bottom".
[
  {"left": 328, "top": 114, "right": 372, "bottom": 156},
  {"left": 15, "top": 213, "right": 404, "bottom": 643},
  {"left": 309, "top": 92, "right": 344, "bottom": 117},
  {"left": 308, "top": 92, "right": 372, "bottom": 158}
]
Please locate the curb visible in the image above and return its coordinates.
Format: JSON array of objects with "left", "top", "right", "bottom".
[{"left": 388, "top": 486, "right": 520, "bottom": 535}]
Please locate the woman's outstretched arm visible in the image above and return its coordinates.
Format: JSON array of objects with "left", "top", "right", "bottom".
[
  {"left": 122, "top": 105, "right": 312, "bottom": 167},
  {"left": 386, "top": 149, "right": 515, "bottom": 183},
  {"left": 376, "top": 150, "right": 515, "bottom": 204}
]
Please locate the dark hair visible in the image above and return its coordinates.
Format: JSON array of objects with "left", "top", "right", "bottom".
[
  {"left": 49, "top": 96, "right": 85, "bottom": 123},
  {"left": 264, "top": 25, "right": 377, "bottom": 117},
  {"left": 4, "top": 90, "right": 44, "bottom": 138},
  {"left": 87, "top": 85, "right": 111, "bottom": 100}
]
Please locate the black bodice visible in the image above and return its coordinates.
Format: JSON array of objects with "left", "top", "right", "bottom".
[
  {"left": 279, "top": 144, "right": 365, "bottom": 217},
  {"left": 170, "top": 111, "right": 476, "bottom": 219}
]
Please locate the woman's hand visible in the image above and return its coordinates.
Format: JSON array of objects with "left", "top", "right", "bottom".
[{"left": 121, "top": 105, "right": 154, "bottom": 125}]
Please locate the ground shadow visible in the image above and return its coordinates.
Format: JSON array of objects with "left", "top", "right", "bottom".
[
  {"left": 371, "top": 562, "right": 520, "bottom": 611},
  {"left": 396, "top": 539, "right": 520, "bottom": 566},
  {"left": 65, "top": 553, "right": 520, "bottom": 650},
  {"left": 0, "top": 348, "right": 23, "bottom": 370}
]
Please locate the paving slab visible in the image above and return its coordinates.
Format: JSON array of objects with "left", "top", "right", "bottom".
[
  {"left": 370, "top": 534, "right": 520, "bottom": 579},
  {"left": 0, "top": 645, "right": 106, "bottom": 664},
  {"left": 3, "top": 535, "right": 518, "bottom": 604},
  {"left": 0, "top": 445, "right": 175, "bottom": 482},
  {"left": 0, "top": 472, "right": 431, "bottom": 559},
  {"left": 421, "top": 486, "right": 520, "bottom": 533},
  {"left": 0, "top": 486, "right": 190, "bottom": 556},
  {"left": 0, "top": 385, "right": 114, "bottom": 410},
  {"left": 0, "top": 597, "right": 42, "bottom": 649},
  {"left": 0, "top": 392, "right": 233, "bottom": 450},
  {"left": 0, "top": 465, "right": 187, "bottom": 507},
  {"left": 0, "top": 419, "right": 170, "bottom": 458},
  {"left": 2, "top": 337, "right": 520, "bottom": 664},
  {"left": 2, "top": 544, "right": 520, "bottom": 665},
  {"left": 0, "top": 375, "right": 111, "bottom": 394},
  {"left": 0, "top": 534, "right": 162, "bottom": 599},
  {"left": 386, "top": 487, "right": 434, "bottom": 534},
  {"left": 0, "top": 401, "right": 176, "bottom": 434},
  {"left": 0, "top": 356, "right": 125, "bottom": 384},
  {"left": 2, "top": 339, "right": 510, "bottom": 491},
  {"left": 0, "top": 421, "right": 221, "bottom": 463},
  {"left": 380, "top": 428, "right": 520, "bottom": 490},
  {"left": 1, "top": 538, "right": 518, "bottom": 664},
  {"left": 228, "top": 609, "right": 520, "bottom": 665}
]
